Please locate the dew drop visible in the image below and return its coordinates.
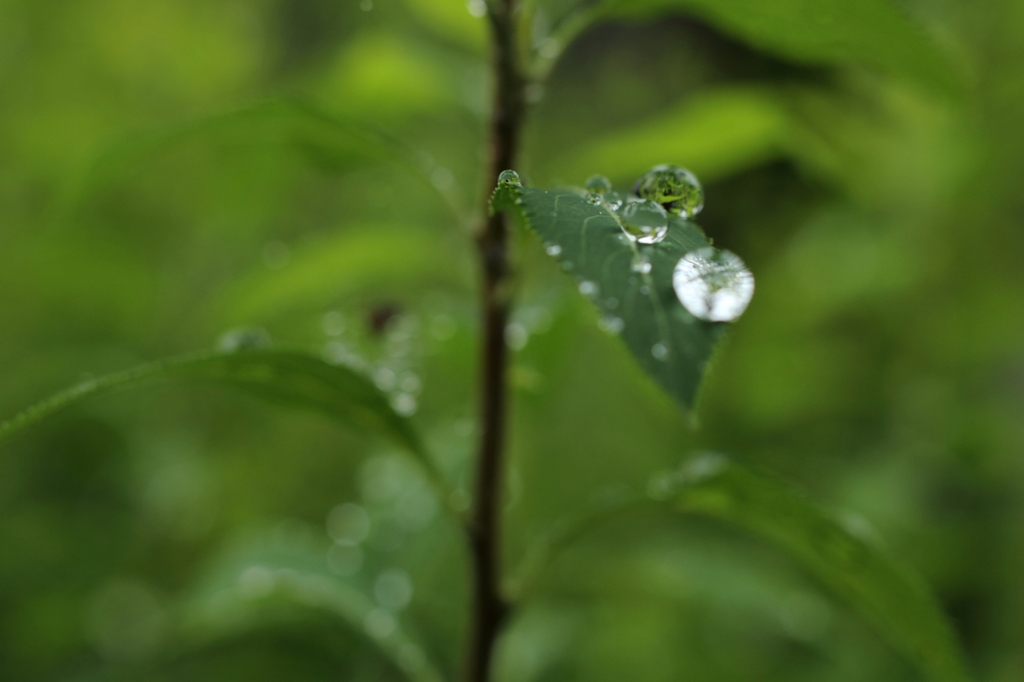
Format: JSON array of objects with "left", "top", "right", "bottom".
[
  {"left": 498, "top": 169, "right": 521, "bottom": 186},
  {"left": 391, "top": 393, "right": 418, "bottom": 417},
  {"left": 218, "top": 328, "right": 271, "bottom": 353},
  {"left": 544, "top": 242, "right": 562, "bottom": 257},
  {"left": 585, "top": 175, "right": 612, "bottom": 201},
  {"left": 672, "top": 247, "right": 754, "bottom": 322},
  {"left": 598, "top": 316, "right": 625, "bottom": 335},
  {"left": 651, "top": 343, "right": 668, "bottom": 360},
  {"left": 634, "top": 164, "right": 704, "bottom": 218},
  {"left": 631, "top": 255, "right": 652, "bottom": 274},
  {"left": 466, "top": 0, "right": 487, "bottom": 18},
  {"left": 578, "top": 280, "right": 598, "bottom": 296},
  {"left": 618, "top": 198, "right": 669, "bottom": 244}
]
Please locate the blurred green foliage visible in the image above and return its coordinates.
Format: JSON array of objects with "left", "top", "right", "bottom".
[{"left": 1, "top": 0, "right": 1023, "bottom": 681}]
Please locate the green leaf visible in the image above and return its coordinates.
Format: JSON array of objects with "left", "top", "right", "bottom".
[
  {"left": 493, "top": 182, "right": 728, "bottom": 409},
  {"left": 179, "top": 538, "right": 446, "bottom": 682},
  {"left": 547, "top": 87, "right": 790, "bottom": 187},
  {"left": 213, "top": 225, "right": 468, "bottom": 325},
  {"left": 0, "top": 350, "right": 437, "bottom": 486},
  {"left": 517, "top": 455, "right": 973, "bottom": 682},
  {"left": 602, "top": 0, "right": 959, "bottom": 96}
]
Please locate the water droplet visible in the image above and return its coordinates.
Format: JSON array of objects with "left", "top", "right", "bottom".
[
  {"left": 238, "top": 565, "right": 274, "bottom": 598},
  {"left": 639, "top": 285, "right": 650, "bottom": 295},
  {"left": 326, "top": 544, "right": 363, "bottom": 576},
  {"left": 598, "top": 316, "right": 625, "bottom": 335},
  {"left": 327, "top": 503, "right": 371, "bottom": 545},
  {"left": 618, "top": 199, "right": 669, "bottom": 244},
  {"left": 631, "top": 256, "right": 652, "bottom": 274},
  {"left": 364, "top": 608, "right": 396, "bottom": 639},
  {"left": 505, "top": 323, "right": 528, "bottom": 350},
  {"left": 217, "top": 328, "right": 271, "bottom": 352},
  {"left": 544, "top": 242, "right": 562, "bottom": 257},
  {"left": 578, "top": 280, "right": 598, "bottom": 296},
  {"left": 374, "top": 569, "right": 413, "bottom": 611},
  {"left": 391, "top": 393, "right": 418, "bottom": 416},
  {"left": 634, "top": 164, "right": 704, "bottom": 218},
  {"left": 498, "top": 169, "right": 521, "bottom": 186},
  {"left": 651, "top": 343, "right": 668, "bottom": 360},
  {"left": 585, "top": 175, "right": 612, "bottom": 202},
  {"left": 374, "top": 367, "right": 397, "bottom": 391},
  {"left": 466, "top": 0, "right": 487, "bottom": 18},
  {"left": 399, "top": 372, "right": 421, "bottom": 394},
  {"left": 672, "top": 247, "right": 754, "bottom": 322},
  {"left": 322, "top": 311, "right": 345, "bottom": 336}
]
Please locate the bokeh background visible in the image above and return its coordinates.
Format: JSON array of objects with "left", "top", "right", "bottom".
[{"left": 1, "top": 0, "right": 1023, "bottom": 680}]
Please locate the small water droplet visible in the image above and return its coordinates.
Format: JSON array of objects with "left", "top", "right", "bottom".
[
  {"left": 505, "top": 323, "right": 528, "bottom": 350},
  {"left": 498, "top": 169, "right": 521, "bottom": 186},
  {"left": 652, "top": 343, "right": 668, "bottom": 360},
  {"left": 374, "top": 367, "right": 397, "bottom": 391},
  {"left": 327, "top": 503, "right": 371, "bottom": 546},
  {"left": 618, "top": 198, "right": 669, "bottom": 244},
  {"left": 399, "top": 372, "right": 421, "bottom": 394},
  {"left": 585, "top": 175, "right": 612, "bottom": 202},
  {"left": 466, "top": 0, "right": 487, "bottom": 18},
  {"left": 218, "top": 328, "right": 271, "bottom": 352},
  {"left": 578, "top": 280, "right": 598, "bottom": 296},
  {"left": 364, "top": 608, "right": 396, "bottom": 639},
  {"left": 326, "top": 544, "right": 363, "bottom": 576},
  {"left": 606, "top": 297, "right": 619, "bottom": 309},
  {"left": 635, "top": 164, "right": 704, "bottom": 218},
  {"left": 391, "top": 393, "right": 418, "bottom": 417},
  {"left": 374, "top": 569, "right": 413, "bottom": 611},
  {"left": 598, "top": 316, "right": 625, "bottom": 335},
  {"left": 631, "top": 256, "right": 652, "bottom": 274},
  {"left": 639, "top": 285, "right": 650, "bottom": 295},
  {"left": 672, "top": 247, "right": 754, "bottom": 322},
  {"left": 544, "top": 242, "right": 562, "bottom": 257}
]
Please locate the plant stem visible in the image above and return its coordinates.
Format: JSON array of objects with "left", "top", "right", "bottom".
[{"left": 466, "top": 1, "right": 525, "bottom": 681}]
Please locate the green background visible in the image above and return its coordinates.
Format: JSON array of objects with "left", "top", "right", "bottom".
[{"left": 1, "top": 0, "right": 1022, "bottom": 680}]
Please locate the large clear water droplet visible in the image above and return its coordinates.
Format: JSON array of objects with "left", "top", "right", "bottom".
[
  {"left": 498, "top": 169, "right": 521, "bottom": 186},
  {"left": 618, "top": 199, "right": 669, "bottom": 244},
  {"left": 585, "top": 175, "right": 612, "bottom": 203},
  {"left": 635, "top": 164, "right": 704, "bottom": 218},
  {"left": 672, "top": 247, "right": 754, "bottom": 322}
]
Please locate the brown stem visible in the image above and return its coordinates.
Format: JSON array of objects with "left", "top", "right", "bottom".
[{"left": 465, "top": 1, "right": 525, "bottom": 682}]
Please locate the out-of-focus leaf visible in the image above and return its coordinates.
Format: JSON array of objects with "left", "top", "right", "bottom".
[
  {"left": 398, "top": 0, "right": 486, "bottom": 51},
  {"left": 0, "top": 350, "right": 437, "bottom": 484},
  {"left": 520, "top": 455, "right": 973, "bottom": 682},
  {"left": 70, "top": 100, "right": 388, "bottom": 207},
  {"left": 602, "top": 0, "right": 959, "bottom": 96},
  {"left": 178, "top": 537, "right": 445, "bottom": 682},
  {"left": 547, "top": 88, "right": 790, "bottom": 186},
  {"left": 493, "top": 182, "right": 728, "bottom": 409},
  {"left": 215, "top": 226, "right": 469, "bottom": 325},
  {"left": 319, "top": 33, "right": 453, "bottom": 119}
]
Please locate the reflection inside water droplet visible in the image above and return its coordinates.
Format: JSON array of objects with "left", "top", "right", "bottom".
[
  {"left": 498, "top": 169, "right": 521, "bottom": 186},
  {"left": 618, "top": 199, "right": 669, "bottom": 244},
  {"left": 672, "top": 247, "right": 754, "bottom": 322},
  {"left": 544, "top": 242, "right": 562, "bottom": 257},
  {"left": 585, "top": 175, "right": 612, "bottom": 203},
  {"left": 634, "top": 164, "right": 704, "bottom": 218}
]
